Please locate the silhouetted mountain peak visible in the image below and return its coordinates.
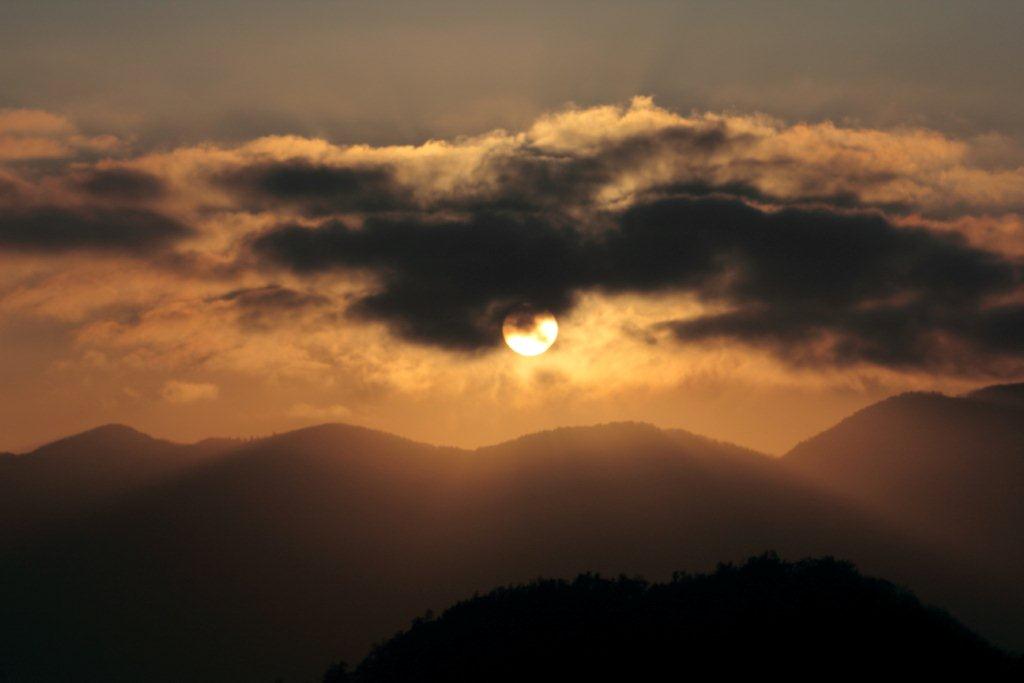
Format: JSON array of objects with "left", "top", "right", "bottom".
[
  {"left": 786, "top": 389, "right": 1021, "bottom": 462},
  {"left": 27, "top": 423, "right": 174, "bottom": 458},
  {"left": 253, "top": 422, "right": 456, "bottom": 457},
  {"left": 965, "top": 382, "right": 1024, "bottom": 410},
  {"left": 784, "top": 387, "right": 1024, "bottom": 593},
  {"left": 76, "top": 423, "right": 151, "bottom": 441},
  {"left": 847, "top": 389, "right": 951, "bottom": 416},
  {"left": 0, "top": 423, "right": 239, "bottom": 546}
]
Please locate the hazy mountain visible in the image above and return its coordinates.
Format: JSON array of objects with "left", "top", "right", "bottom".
[
  {"left": 1, "top": 412, "right": 1021, "bottom": 681},
  {"left": 785, "top": 390, "right": 1024, "bottom": 582},
  {"left": 965, "top": 382, "right": 1024, "bottom": 410},
  {"left": 331, "top": 554, "right": 1021, "bottom": 682},
  {"left": 0, "top": 424, "right": 238, "bottom": 547}
]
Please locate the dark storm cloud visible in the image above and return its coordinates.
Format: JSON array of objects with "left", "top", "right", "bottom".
[
  {"left": 252, "top": 194, "right": 1023, "bottom": 369},
  {"left": 0, "top": 205, "right": 192, "bottom": 253},
  {"left": 463, "top": 125, "right": 735, "bottom": 212},
  {"left": 614, "top": 200, "right": 1021, "bottom": 372},
  {"left": 623, "top": 200, "right": 1021, "bottom": 370},
  {"left": 78, "top": 168, "right": 166, "bottom": 201},
  {"left": 612, "top": 199, "right": 1014, "bottom": 305},
  {"left": 665, "top": 302, "right": 1024, "bottom": 371},
  {"left": 218, "top": 161, "right": 413, "bottom": 215},
  {"left": 217, "top": 121, "right": 915, "bottom": 230},
  {"left": 219, "top": 124, "right": 736, "bottom": 217},
  {"left": 252, "top": 213, "right": 586, "bottom": 348},
  {"left": 648, "top": 180, "right": 914, "bottom": 216}
]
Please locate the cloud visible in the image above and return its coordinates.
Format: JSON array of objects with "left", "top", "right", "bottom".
[
  {"left": 0, "top": 205, "right": 191, "bottom": 253},
  {"left": 0, "top": 109, "right": 120, "bottom": 161},
  {"left": 176, "top": 97, "right": 1023, "bottom": 224},
  {"left": 9, "top": 99, "right": 1024, "bottom": 454},
  {"left": 252, "top": 194, "right": 1022, "bottom": 372},
  {"left": 4, "top": 97, "right": 1024, "bottom": 378},
  {"left": 217, "top": 161, "right": 411, "bottom": 215},
  {"left": 251, "top": 212, "right": 587, "bottom": 349},
  {"left": 208, "top": 284, "right": 333, "bottom": 329},
  {"left": 211, "top": 284, "right": 330, "bottom": 310},
  {"left": 160, "top": 380, "right": 219, "bottom": 403},
  {"left": 286, "top": 402, "right": 353, "bottom": 421},
  {"left": 77, "top": 168, "right": 167, "bottom": 201}
]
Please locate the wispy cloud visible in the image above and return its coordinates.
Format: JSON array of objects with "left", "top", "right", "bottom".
[
  {"left": 0, "top": 109, "right": 120, "bottom": 161},
  {"left": 161, "top": 380, "right": 219, "bottom": 404}
]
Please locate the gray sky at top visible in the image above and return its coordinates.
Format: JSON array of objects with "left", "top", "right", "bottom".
[{"left": 1, "top": 1, "right": 1023, "bottom": 146}]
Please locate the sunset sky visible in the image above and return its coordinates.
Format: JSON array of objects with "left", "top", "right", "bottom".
[{"left": 2, "top": 1, "right": 1023, "bottom": 453}]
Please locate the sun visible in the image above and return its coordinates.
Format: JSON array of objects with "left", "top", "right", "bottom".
[{"left": 503, "top": 306, "right": 558, "bottom": 356}]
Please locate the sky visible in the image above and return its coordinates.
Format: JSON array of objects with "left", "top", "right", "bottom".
[{"left": 1, "top": 1, "right": 1023, "bottom": 453}]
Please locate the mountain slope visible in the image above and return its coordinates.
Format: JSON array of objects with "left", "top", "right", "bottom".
[
  {"left": 0, "top": 424, "right": 239, "bottom": 546},
  {"left": 965, "top": 382, "right": 1024, "bottom": 410},
  {"left": 2, "top": 417, "right": 1020, "bottom": 681},
  {"left": 0, "top": 420, "right": 953, "bottom": 683},
  {"left": 785, "top": 391, "right": 1024, "bottom": 574}
]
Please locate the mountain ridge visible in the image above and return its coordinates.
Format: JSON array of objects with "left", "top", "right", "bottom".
[
  {"left": 1, "top": 414, "right": 954, "bottom": 681},
  {"left": 964, "top": 382, "right": 1024, "bottom": 410},
  {"left": 17, "top": 378, "right": 1019, "bottom": 458},
  {"left": 2, "top": 383, "right": 1021, "bottom": 680},
  {"left": 16, "top": 419, "right": 748, "bottom": 457},
  {"left": 20, "top": 381, "right": 1019, "bottom": 460},
  {"left": 25, "top": 422, "right": 173, "bottom": 455},
  {"left": 783, "top": 387, "right": 1024, "bottom": 618}
]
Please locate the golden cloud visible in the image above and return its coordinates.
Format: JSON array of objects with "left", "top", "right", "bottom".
[
  {"left": 160, "top": 380, "right": 219, "bottom": 404},
  {"left": 2, "top": 98, "right": 1024, "bottom": 453},
  {"left": 0, "top": 109, "right": 121, "bottom": 161}
]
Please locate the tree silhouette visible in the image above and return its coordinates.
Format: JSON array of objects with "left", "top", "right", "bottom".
[
  {"left": 322, "top": 661, "right": 350, "bottom": 682},
  {"left": 334, "top": 553, "right": 1021, "bottom": 682}
]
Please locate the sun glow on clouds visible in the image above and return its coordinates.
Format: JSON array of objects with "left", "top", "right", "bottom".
[
  {"left": 160, "top": 380, "right": 219, "bottom": 404},
  {"left": 1, "top": 97, "right": 1024, "bottom": 451},
  {"left": 0, "top": 108, "right": 120, "bottom": 161},
  {"left": 503, "top": 308, "right": 558, "bottom": 357}
]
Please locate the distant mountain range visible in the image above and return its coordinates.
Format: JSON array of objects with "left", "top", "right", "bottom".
[{"left": 1, "top": 384, "right": 1021, "bottom": 681}]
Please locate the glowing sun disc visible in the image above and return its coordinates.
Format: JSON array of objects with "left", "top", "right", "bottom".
[{"left": 503, "top": 307, "right": 558, "bottom": 356}]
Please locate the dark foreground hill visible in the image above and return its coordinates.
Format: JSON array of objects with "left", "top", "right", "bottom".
[{"left": 326, "top": 554, "right": 1021, "bottom": 682}]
